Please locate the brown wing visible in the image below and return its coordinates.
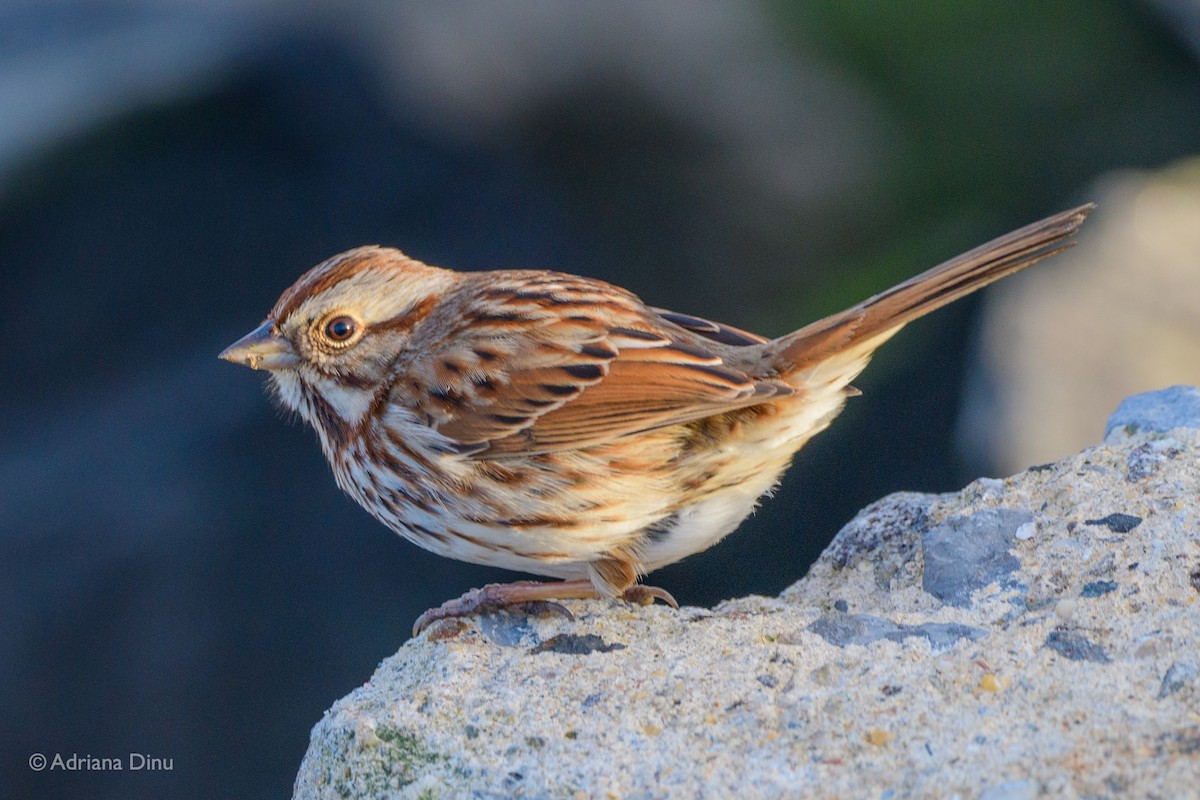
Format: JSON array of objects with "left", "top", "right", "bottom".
[{"left": 394, "top": 272, "right": 790, "bottom": 457}]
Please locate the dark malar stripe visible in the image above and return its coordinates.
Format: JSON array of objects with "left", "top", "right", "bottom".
[
  {"left": 302, "top": 381, "right": 354, "bottom": 448},
  {"left": 327, "top": 371, "right": 376, "bottom": 390}
]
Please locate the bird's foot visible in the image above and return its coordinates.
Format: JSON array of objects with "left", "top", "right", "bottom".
[
  {"left": 412, "top": 579, "right": 677, "bottom": 636},
  {"left": 412, "top": 581, "right": 574, "bottom": 636}
]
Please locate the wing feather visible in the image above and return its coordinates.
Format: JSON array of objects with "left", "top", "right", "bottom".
[
  {"left": 650, "top": 307, "right": 768, "bottom": 346},
  {"left": 393, "top": 273, "right": 787, "bottom": 456}
]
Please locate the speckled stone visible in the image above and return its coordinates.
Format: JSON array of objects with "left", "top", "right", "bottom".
[
  {"left": 294, "top": 422, "right": 1200, "bottom": 799},
  {"left": 1105, "top": 385, "right": 1200, "bottom": 441},
  {"left": 1158, "top": 661, "right": 1199, "bottom": 699},
  {"left": 921, "top": 508, "right": 1031, "bottom": 607},
  {"left": 808, "top": 612, "right": 987, "bottom": 652}
]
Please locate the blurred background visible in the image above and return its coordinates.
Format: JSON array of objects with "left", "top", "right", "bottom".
[{"left": 4, "top": 1, "right": 1200, "bottom": 797}]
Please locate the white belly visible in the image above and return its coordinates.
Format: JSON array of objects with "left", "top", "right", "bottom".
[
  {"left": 639, "top": 374, "right": 856, "bottom": 571},
  {"left": 640, "top": 471, "right": 781, "bottom": 571}
]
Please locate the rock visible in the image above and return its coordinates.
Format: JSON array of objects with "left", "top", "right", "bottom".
[
  {"left": 920, "top": 508, "right": 1031, "bottom": 607},
  {"left": 1044, "top": 629, "right": 1111, "bottom": 663},
  {"left": 808, "top": 612, "right": 987, "bottom": 651},
  {"left": 293, "top": 419, "right": 1200, "bottom": 799},
  {"left": 979, "top": 780, "right": 1040, "bottom": 800},
  {"left": 816, "top": 491, "right": 935, "bottom": 572},
  {"left": 1158, "top": 662, "right": 1199, "bottom": 699},
  {"left": 529, "top": 633, "right": 626, "bottom": 655},
  {"left": 1105, "top": 385, "right": 1200, "bottom": 441},
  {"left": 1080, "top": 580, "right": 1118, "bottom": 598},
  {"left": 1083, "top": 513, "right": 1143, "bottom": 533}
]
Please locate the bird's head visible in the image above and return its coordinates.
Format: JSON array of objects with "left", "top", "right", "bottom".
[{"left": 220, "top": 246, "right": 455, "bottom": 438}]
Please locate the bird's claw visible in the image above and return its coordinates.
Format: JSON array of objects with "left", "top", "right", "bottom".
[{"left": 621, "top": 585, "right": 678, "bottom": 608}]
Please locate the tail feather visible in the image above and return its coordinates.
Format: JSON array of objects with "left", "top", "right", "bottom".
[{"left": 770, "top": 204, "right": 1094, "bottom": 373}]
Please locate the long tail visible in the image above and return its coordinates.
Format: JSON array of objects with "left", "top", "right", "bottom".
[{"left": 768, "top": 204, "right": 1094, "bottom": 374}]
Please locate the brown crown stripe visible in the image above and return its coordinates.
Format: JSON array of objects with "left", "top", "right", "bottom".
[{"left": 272, "top": 248, "right": 377, "bottom": 321}]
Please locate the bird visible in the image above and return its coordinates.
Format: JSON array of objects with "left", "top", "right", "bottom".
[{"left": 220, "top": 204, "right": 1093, "bottom": 635}]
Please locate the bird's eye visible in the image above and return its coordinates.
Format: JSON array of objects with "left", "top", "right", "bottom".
[{"left": 323, "top": 315, "right": 359, "bottom": 343}]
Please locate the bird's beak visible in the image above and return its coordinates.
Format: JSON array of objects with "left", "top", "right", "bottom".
[{"left": 219, "top": 321, "right": 298, "bottom": 371}]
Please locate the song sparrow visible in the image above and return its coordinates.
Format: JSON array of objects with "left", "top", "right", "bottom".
[{"left": 221, "top": 205, "right": 1092, "bottom": 634}]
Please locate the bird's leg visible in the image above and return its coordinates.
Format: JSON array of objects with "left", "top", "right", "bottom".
[{"left": 412, "top": 579, "right": 678, "bottom": 636}]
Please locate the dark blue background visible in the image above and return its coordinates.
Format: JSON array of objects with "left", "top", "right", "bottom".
[{"left": 4, "top": 3, "right": 1199, "bottom": 797}]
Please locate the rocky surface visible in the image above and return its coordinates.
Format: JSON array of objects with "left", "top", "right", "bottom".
[{"left": 294, "top": 388, "right": 1200, "bottom": 799}]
